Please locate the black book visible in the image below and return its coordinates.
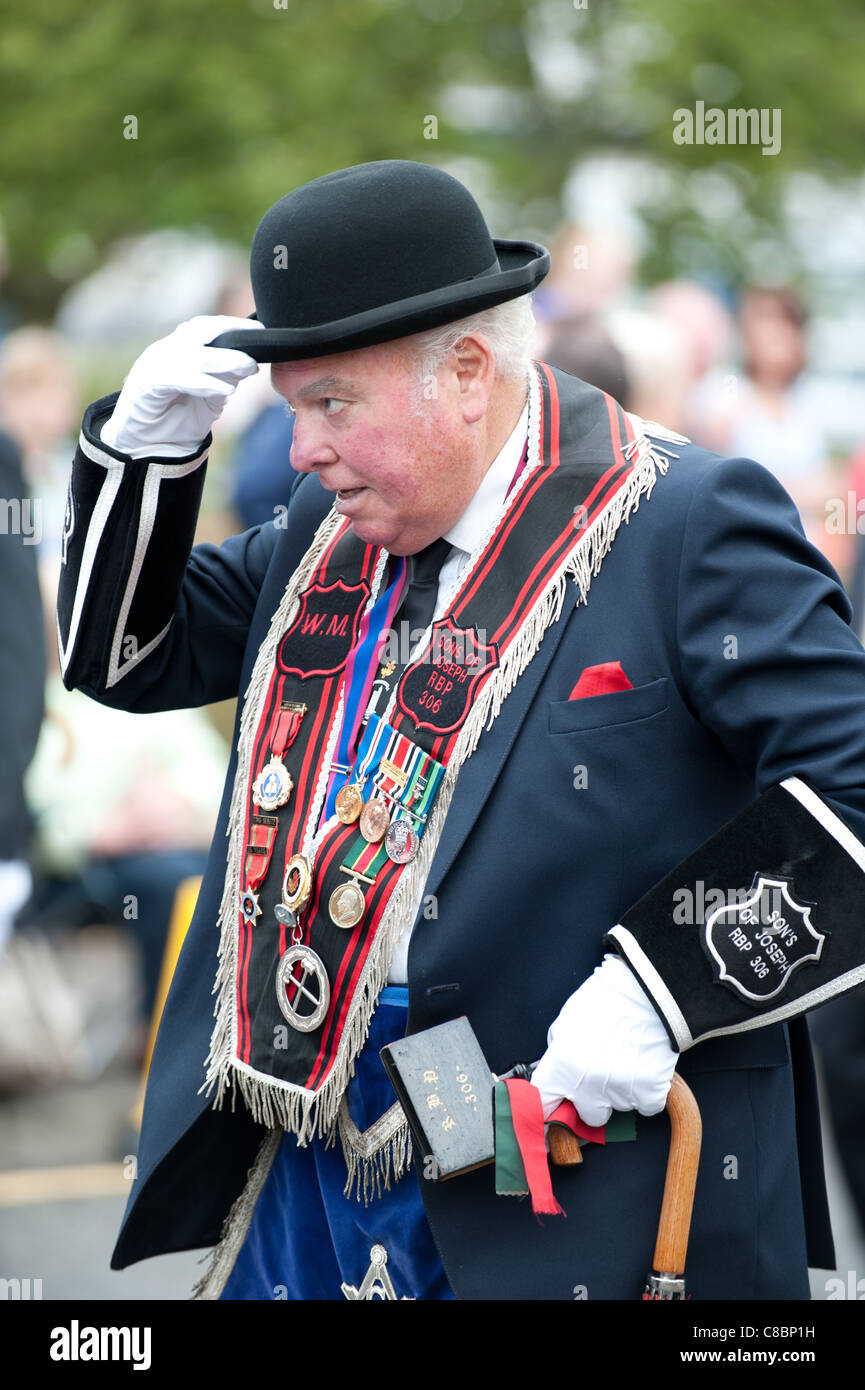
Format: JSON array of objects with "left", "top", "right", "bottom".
[{"left": 380, "top": 1017, "right": 494, "bottom": 1180}]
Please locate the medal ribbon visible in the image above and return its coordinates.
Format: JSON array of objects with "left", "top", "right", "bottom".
[
  {"left": 338, "top": 713, "right": 396, "bottom": 815},
  {"left": 366, "top": 735, "right": 414, "bottom": 835},
  {"left": 342, "top": 835, "right": 390, "bottom": 879},
  {"left": 398, "top": 749, "right": 444, "bottom": 832},
  {"left": 323, "top": 556, "right": 407, "bottom": 820},
  {"left": 272, "top": 700, "right": 307, "bottom": 758},
  {"left": 243, "top": 815, "right": 279, "bottom": 893}
]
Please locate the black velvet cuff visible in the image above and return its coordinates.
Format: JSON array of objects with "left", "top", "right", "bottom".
[
  {"left": 605, "top": 778, "right": 865, "bottom": 1049},
  {"left": 57, "top": 395, "right": 210, "bottom": 693}
]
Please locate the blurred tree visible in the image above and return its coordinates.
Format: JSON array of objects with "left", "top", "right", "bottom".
[{"left": 0, "top": 0, "right": 861, "bottom": 316}]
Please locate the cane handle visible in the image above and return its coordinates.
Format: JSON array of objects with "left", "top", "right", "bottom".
[
  {"left": 651, "top": 1072, "right": 702, "bottom": 1278},
  {"left": 549, "top": 1125, "right": 583, "bottom": 1166}
]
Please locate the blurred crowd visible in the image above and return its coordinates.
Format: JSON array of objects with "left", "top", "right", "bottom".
[{"left": 0, "top": 205, "right": 863, "bottom": 1235}]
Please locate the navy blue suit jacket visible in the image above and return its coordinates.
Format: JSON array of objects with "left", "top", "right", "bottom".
[{"left": 64, "top": 393, "right": 865, "bottom": 1298}]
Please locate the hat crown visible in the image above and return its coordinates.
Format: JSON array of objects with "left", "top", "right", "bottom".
[{"left": 250, "top": 161, "right": 499, "bottom": 331}]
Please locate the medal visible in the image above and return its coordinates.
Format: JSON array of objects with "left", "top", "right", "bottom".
[
  {"left": 283, "top": 853, "right": 313, "bottom": 912},
  {"left": 329, "top": 880, "right": 366, "bottom": 930},
  {"left": 360, "top": 734, "right": 430, "bottom": 853},
  {"left": 329, "top": 866, "right": 376, "bottom": 930},
  {"left": 358, "top": 738, "right": 410, "bottom": 842},
  {"left": 335, "top": 782, "right": 364, "bottom": 825},
  {"left": 385, "top": 818, "right": 420, "bottom": 864},
  {"left": 359, "top": 795, "right": 390, "bottom": 843},
  {"left": 239, "top": 814, "right": 278, "bottom": 928},
  {"left": 337, "top": 714, "right": 392, "bottom": 834},
  {"left": 276, "top": 945, "right": 330, "bottom": 1032},
  {"left": 252, "top": 701, "right": 307, "bottom": 810},
  {"left": 252, "top": 756, "right": 294, "bottom": 811},
  {"left": 239, "top": 887, "right": 262, "bottom": 925},
  {"left": 274, "top": 902, "right": 297, "bottom": 930},
  {"left": 331, "top": 833, "right": 390, "bottom": 929},
  {"left": 383, "top": 745, "right": 445, "bottom": 863}
]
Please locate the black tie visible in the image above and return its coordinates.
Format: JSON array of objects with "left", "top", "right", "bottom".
[{"left": 403, "top": 537, "right": 453, "bottom": 640}]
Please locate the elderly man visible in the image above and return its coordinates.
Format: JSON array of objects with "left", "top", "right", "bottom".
[{"left": 58, "top": 160, "right": 865, "bottom": 1300}]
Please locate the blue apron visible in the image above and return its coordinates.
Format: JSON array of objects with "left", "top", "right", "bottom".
[{"left": 220, "top": 987, "right": 454, "bottom": 1300}]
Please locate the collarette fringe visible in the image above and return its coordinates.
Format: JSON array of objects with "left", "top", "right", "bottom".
[{"left": 337, "top": 1097, "right": 413, "bottom": 1205}]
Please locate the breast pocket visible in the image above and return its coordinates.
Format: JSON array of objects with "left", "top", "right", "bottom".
[{"left": 548, "top": 677, "right": 669, "bottom": 734}]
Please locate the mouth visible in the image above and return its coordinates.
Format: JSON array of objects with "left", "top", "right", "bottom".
[{"left": 329, "top": 484, "right": 368, "bottom": 512}]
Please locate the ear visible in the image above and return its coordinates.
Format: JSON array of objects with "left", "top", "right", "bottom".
[{"left": 452, "top": 332, "right": 495, "bottom": 425}]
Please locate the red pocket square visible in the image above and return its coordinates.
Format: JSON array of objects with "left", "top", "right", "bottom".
[{"left": 569, "top": 661, "right": 633, "bottom": 700}]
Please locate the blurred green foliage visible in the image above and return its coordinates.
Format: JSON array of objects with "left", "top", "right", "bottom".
[{"left": 1, "top": 0, "right": 862, "bottom": 314}]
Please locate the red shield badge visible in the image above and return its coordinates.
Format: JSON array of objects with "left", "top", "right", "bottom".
[
  {"left": 397, "top": 617, "right": 500, "bottom": 735},
  {"left": 278, "top": 578, "right": 370, "bottom": 679}
]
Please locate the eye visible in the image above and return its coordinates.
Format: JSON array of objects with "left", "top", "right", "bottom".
[{"left": 322, "top": 397, "right": 347, "bottom": 416}]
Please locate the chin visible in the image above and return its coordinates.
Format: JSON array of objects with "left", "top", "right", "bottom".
[
  {"left": 348, "top": 517, "right": 395, "bottom": 548},
  {"left": 349, "top": 521, "right": 421, "bottom": 556}
]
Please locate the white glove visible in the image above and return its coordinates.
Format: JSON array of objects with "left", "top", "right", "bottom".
[
  {"left": 531, "top": 953, "right": 678, "bottom": 1127},
  {"left": 100, "top": 315, "right": 265, "bottom": 458}
]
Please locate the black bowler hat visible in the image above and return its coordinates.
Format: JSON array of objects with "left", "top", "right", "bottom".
[{"left": 209, "top": 160, "right": 550, "bottom": 362}]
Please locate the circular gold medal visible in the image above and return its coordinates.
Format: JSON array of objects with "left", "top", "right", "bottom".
[
  {"left": 359, "top": 796, "right": 390, "bottom": 843},
  {"left": 283, "top": 853, "right": 312, "bottom": 912},
  {"left": 335, "top": 783, "right": 364, "bottom": 825},
  {"left": 329, "top": 879, "right": 366, "bottom": 930}
]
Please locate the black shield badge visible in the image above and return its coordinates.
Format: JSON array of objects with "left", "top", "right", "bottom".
[
  {"left": 278, "top": 578, "right": 370, "bottom": 679},
  {"left": 703, "top": 873, "right": 826, "bottom": 1007},
  {"left": 397, "top": 617, "right": 500, "bottom": 736}
]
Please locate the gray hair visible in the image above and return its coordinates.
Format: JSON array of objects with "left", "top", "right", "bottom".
[{"left": 405, "top": 294, "right": 535, "bottom": 404}]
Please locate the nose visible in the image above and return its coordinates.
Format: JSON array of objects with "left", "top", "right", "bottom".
[{"left": 288, "top": 411, "right": 339, "bottom": 475}]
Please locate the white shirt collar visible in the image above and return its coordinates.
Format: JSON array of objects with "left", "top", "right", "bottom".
[{"left": 442, "top": 399, "right": 529, "bottom": 558}]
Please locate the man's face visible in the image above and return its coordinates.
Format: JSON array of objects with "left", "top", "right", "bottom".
[{"left": 270, "top": 339, "right": 487, "bottom": 555}]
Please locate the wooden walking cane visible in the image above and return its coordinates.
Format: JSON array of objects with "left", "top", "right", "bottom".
[
  {"left": 544, "top": 1071, "right": 703, "bottom": 1299},
  {"left": 641, "top": 1073, "right": 702, "bottom": 1299}
]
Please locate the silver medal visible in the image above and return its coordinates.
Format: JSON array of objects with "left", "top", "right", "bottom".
[
  {"left": 385, "top": 818, "right": 420, "bottom": 864},
  {"left": 275, "top": 945, "right": 330, "bottom": 1033}
]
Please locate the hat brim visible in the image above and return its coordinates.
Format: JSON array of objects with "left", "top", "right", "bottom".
[{"left": 208, "top": 239, "right": 550, "bottom": 362}]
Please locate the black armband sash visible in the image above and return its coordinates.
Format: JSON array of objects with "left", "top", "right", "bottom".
[
  {"left": 606, "top": 777, "right": 865, "bottom": 1050},
  {"left": 57, "top": 394, "right": 209, "bottom": 692}
]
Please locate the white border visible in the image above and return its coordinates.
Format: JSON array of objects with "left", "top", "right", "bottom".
[
  {"left": 57, "top": 431, "right": 126, "bottom": 677},
  {"left": 782, "top": 775, "right": 865, "bottom": 876},
  {"left": 606, "top": 924, "right": 694, "bottom": 1049},
  {"left": 106, "top": 454, "right": 206, "bottom": 687},
  {"left": 57, "top": 425, "right": 208, "bottom": 686}
]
